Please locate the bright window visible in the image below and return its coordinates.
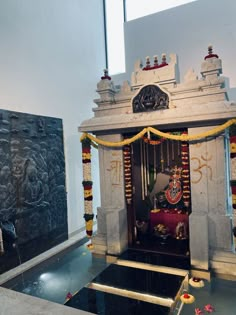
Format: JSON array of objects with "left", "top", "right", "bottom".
[
  {"left": 105, "top": 0, "right": 198, "bottom": 75},
  {"left": 125, "top": 0, "right": 198, "bottom": 21},
  {"left": 105, "top": 0, "right": 125, "bottom": 75}
]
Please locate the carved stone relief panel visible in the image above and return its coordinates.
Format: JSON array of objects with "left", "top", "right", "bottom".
[
  {"left": 0, "top": 109, "right": 68, "bottom": 274},
  {"left": 132, "top": 85, "right": 169, "bottom": 113}
]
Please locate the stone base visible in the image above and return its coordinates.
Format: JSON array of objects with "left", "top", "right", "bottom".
[
  {"left": 91, "top": 234, "right": 107, "bottom": 255},
  {"left": 189, "top": 213, "right": 209, "bottom": 270},
  {"left": 210, "top": 250, "right": 236, "bottom": 279},
  {"left": 208, "top": 214, "right": 233, "bottom": 251},
  {"left": 106, "top": 255, "right": 118, "bottom": 263},
  {"left": 190, "top": 268, "right": 211, "bottom": 281},
  {"left": 106, "top": 208, "right": 128, "bottom": 255}
]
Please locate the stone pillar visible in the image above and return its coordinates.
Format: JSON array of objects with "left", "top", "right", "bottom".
[
  {"left": 188, "top": 126, "right": 232, "bottom": 270},
  {"left": 92, "top": 134, "right": 128, "bottom": 255}
]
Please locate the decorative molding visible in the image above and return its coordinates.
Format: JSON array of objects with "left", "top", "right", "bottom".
[{"left": 132, "top": 84, "right": 169, "bottom": 113}]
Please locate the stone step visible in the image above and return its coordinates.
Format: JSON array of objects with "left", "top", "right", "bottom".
[
  {"left": 65, "top": 286, "right": 172, "bottom": 314},
  {"left": 116, "top": 258, "right": 188, "bottom": 277},
  {"left": 65, "top": 260, "right": 188, "bottom": 314},
  {"left": 89, "top": 264, "right": 187, "bottom": 309},
  {"left": 118, "top": 248, "right": 190, "bottom": 270}
]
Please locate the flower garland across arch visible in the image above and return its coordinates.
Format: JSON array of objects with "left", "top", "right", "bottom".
[
  {"left": 81, "top": 118, "right": 236, "bottom": 238},
  {"left": 80, "top": 118, "right": 236, "bottom": 146}
]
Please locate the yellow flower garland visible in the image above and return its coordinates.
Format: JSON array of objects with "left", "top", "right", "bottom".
[{"left": 80, "top": 118, "right": 236, "bottom": 147}]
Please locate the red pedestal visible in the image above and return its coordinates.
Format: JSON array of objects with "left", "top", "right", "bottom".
[{"left": 150, "top": 210, "right": 189, "bottom": 237}]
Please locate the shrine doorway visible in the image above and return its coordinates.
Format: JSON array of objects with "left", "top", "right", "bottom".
[{"left": 124, "top": 129, "right": 191, "bottom": 265}]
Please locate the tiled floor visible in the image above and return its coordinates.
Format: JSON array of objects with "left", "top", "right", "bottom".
[{"left": 1, "top": 238, "right": 236, "bottom": 314}]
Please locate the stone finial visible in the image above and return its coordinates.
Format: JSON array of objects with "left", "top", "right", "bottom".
[
  {"left": 201, "top": 45, "right": 222, "bottom": 78},
  {"left": 153, "top": 55, "right": 158, "bottom": 67},
  {"left": 208, "top": 44, "right": 213, "bottom": 54},
  {"left": 158, "top": 53, "right": 168, "bottom": 68},
  {"left": 162, "top": 53, "right": 166, "bottom": 63},
  {"left": 145, "top": 56, "right": 151, "bottom": 68},
  {"left": 204, "top": 44, "right": 219, "bottom": 60},
  {"left": 96, "top": 68, "right": 115, "bottom": 103},
  {"left": 101, "top": 68, "right": 111, "bottom": 80}
]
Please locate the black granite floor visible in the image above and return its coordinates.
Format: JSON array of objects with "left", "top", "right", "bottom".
[
  {"left": 119, "top": 248, "right": 190, "bottom": 270},
  {"left": 133, "top": 234, "right": 190, "bottom": 258},
  {"left": 90, "top": 264, "right": 184, "bottom": 301}
]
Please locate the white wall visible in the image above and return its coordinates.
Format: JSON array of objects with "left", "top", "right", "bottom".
[
  {"left": 0, "top": 0, "right": 106, "bottom": 235},
  {"left": 115, "top": 0, "right": 236, "bottom": 100}
]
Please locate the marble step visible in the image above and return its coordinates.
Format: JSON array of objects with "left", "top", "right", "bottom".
[
  {"left": 88, "top": 264, "right": 188, "bottom": 309},
  {"left": 65, "top": 263, "right": 187, "bottom": 314},
  {"left": 65, "top": 259, "right": 189, "bottom": 314},
  {"left": 65, "top": 286, "right": 172, "bottom": 314},
  {"left": 115, "top": 258, "right": 188, "bottom": 277}
]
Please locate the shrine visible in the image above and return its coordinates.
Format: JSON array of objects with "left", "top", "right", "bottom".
[{"left": 79, "top": 46, "right": 236, "bottom": 278}]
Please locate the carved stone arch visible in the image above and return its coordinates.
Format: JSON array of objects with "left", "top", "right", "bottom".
[{"left": 132, "top": 84, "right": 169, "bottom": 113}]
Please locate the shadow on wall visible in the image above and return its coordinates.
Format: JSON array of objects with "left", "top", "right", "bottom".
[{"left": 0, "top": 109, "right": 68, "bottom": 274}]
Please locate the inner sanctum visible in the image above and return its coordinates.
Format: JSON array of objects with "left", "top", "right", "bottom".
[{"left": 124, "top": 129, "right": 190, "bottom": 259}]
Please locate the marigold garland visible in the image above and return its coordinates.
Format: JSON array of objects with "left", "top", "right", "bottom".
[
  {"left": 142, "top": 136, "right": 165, "bottom": 145},
  {"left": 80, "top": 119, "right": 236, "bottom": 147},
  {"left": 123, "top": 144, "right": 132, "bottom": 204},
  {"left": 181, "top": 132, "right": 191, "bottom": 208},
  {"left": 230, "top": 133, "right": 236, "bottom": 211},
  {"left": 81, "top": 138, "right": 94, "bottom": 237}
]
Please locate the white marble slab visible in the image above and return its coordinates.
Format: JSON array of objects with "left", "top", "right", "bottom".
[{"left": 0, "top": 287, "right": 93, "bottom": 315}]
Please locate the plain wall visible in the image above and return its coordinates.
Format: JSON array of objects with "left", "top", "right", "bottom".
[
  {"left": 0, "top": 0, "right": 106, "bottom": 236},
  {"left": 114, "top": 0, "right": 236, "bottom": 101}
]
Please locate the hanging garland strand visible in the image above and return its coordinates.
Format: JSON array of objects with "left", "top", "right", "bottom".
[
  {"left": 80, "top": 118, "right": 236, "bottom": 147},
  {"left": 81, "top": 137, "right": 94, "bottom": 238},
  {"left": 181, "top": 131, "right": 191, "bottom": 208}
]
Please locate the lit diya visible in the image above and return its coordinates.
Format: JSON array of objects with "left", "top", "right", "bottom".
[
  {"left": 180, "top": 292, "right": 195, "bottom": 304},
  {"left": 189, "top": 277, "right": 205, "bottom": 288}
]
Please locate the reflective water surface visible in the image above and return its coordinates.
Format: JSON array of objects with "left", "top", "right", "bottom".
[{"left": 2, "top": 240, "right": 236, "bottom": 314}]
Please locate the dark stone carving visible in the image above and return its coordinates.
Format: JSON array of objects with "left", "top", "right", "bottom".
[
  {"left": 0, "top": 109, "right": 68, "bottom": 274},
  {"left": 132, "top": 85, "right": 169, "bottom": 113}
]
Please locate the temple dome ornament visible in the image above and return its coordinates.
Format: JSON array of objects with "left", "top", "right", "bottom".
[{"left": 132, "top": 84, "right": 169, "bottom": 113}]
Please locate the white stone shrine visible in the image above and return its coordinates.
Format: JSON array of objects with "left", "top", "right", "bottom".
[{"left": 79, "top": 48, "right": 236, "bottom": 278}]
